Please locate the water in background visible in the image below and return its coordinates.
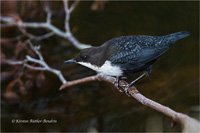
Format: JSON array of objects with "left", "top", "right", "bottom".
[{"left": 1, "top": 1, "right": 199, "bottom": 132}]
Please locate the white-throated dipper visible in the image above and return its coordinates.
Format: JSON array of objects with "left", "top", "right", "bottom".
[{"left": 65, "top": 31, "right": 190, "bottom": 96}]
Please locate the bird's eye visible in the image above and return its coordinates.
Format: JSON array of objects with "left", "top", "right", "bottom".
[{"left": 82, "top": 55, "right": 88, "bottom": 60}]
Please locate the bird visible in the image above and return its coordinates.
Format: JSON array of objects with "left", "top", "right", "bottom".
[{"left": 65, "top": 31, "right": 190, "bottom": 96}]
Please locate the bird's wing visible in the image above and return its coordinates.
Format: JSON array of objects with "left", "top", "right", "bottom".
[
  {"left": 106, "top": 35, "right": 171, "bottom": 70},
  {"left": 109, "top": 44, "right": 169, "bottom": 66}
]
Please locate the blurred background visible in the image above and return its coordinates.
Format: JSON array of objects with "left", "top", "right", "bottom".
[{"left": 1, "top": 1, "right": 199, "bottom": 132}]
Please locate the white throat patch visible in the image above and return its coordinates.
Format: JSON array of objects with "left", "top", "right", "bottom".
[{"left": 78, "top": 60, "right": 123, "bottom": 76}]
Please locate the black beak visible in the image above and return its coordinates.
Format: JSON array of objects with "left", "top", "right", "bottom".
[{"left": 64, "top": 59, "right": 76, "bottom": 63}]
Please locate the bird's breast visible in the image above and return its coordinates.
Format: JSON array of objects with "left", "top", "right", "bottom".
[{"left": 78, "top": 60, "right": 123, "bottom": 76}]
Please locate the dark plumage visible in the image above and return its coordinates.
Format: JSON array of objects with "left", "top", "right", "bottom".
[
  {"left": 107, "top": 31, "right": 190, "bottom": 74},
  {"left": 65, "top": 31, "right": 190, "bottom": 95},
  {"left": 72, "top": 31, "right": 190, "bottom": 74}
]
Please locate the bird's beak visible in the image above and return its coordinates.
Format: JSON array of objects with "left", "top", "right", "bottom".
[{"left": 64, "top": 59, "right": 76, "bottom": 63}]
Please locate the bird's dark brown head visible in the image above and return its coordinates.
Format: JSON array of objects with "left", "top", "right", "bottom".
[
  {"left": 65, "top": 46, "right": 106, "bottom": 67},
  {"left": 74, "top": 48, "right": 94, "bottom": 63}
]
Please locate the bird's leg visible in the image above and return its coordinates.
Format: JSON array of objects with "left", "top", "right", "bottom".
[
  {"left": 124, "top": 72, "right": 148, "bottom": 96},
  {"left": 114, "top": 76, "right": 123, "bottom": 92}
]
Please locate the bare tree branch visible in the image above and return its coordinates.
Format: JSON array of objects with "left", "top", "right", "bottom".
[
  {"left": 1, "top": 0, "right": 90, "bottom": 86},
  {"left": 6, "top": 41, "right": 67, "bottom": 84},
  {"left": 0, "top": 0, "right": 91, "bottom": 50},
  {"left": 59, "top": 74, "right": 100, "bottom": 89},
  {"left": 60, "top": 73, "right": 200, "bottom": 132},
  {"left": 63, "top": 0, "right": 90, "bottom": 49}
]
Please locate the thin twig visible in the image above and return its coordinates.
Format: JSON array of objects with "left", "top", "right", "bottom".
[
  {"left": 6, "top": 41, "right": 67, "bottom": 84},
  {"left": 7, "top": 61, "right": 25, "bottom": 65},
  {"left": 63, "top": 0, "right": 70, "bottom": 33},
  {"left": 34, "top": 32, "right": 54, "bottom": 41},
  {"left": 69, "top": 0, "right": 80, "bottom": 13},
  {"left": 24, "top": 63, "right": 47, "bottom": 71},
  {"left": 44, "top": 1, "right": 52, "bottom": 24},
  {"left": 27, "top": 41, "right": 44, "bottom": 61}
]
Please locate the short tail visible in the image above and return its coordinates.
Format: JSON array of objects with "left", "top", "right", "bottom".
[{"left": 165, "top": 31, "right": 190, "bottom": 43}]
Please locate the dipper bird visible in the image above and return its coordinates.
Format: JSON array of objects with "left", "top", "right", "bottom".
[{"left": 65, "top": 31, "right": 190, "bottom": 96}]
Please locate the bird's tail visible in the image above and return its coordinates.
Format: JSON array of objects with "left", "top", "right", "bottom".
[{"left": 165, "top": 31, "right": 190, "bottom": 43}]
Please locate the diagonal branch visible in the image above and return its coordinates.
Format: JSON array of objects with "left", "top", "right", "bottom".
[
  {"left": 69, "top": 0, "right": 80, "bottom": 13},
  {"left": 59, "top": 74, "right": 100, "bottom": 89},
  {"left": 60, "top": 73, "right": 200, "bottom": 132}
]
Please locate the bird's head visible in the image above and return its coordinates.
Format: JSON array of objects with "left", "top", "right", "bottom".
[
  {"left": 65, "top": 47, "right": 93, "bottom": 63},
  {"left": 64, "top": 47, "right": 105, "bottom": 69}
]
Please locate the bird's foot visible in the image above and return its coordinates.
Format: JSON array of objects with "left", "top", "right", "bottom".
[
  {"left": 124, "top": 84, "right": 131, "bottom": 97},
  {"left": 114, "top": 77, "right": 123, "bottom": 92}
]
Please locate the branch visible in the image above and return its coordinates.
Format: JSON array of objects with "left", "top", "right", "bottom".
[
  {"left": 69, "top": 0, "right": 80, "bottom": 13},
  {"left": 63, "top": 0, "right": 70, "bottom": 33},
  {"left": 63, "top": 0, "right": 91, "bottom": 49},
  {"left": 60, "top": 75, "right": 100, "bottom": 89},
  {"left": 44, "top": 1, "right": 52, "bottom": 24},
  {"left": 0, "top": 0, "right": 91, "bottom": 50},
  {"left": 34, "top": 32, "right": 54, "bottom": 41},
  {"left": 6, "top": 41, "right": 67, "bottom": 84},
  {"left": 60, "top": 73, "right": 200, "bottom": 132}
]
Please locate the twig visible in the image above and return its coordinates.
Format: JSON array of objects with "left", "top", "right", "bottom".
[
  {"left": 63, "top": 0, "right": 91, "bottom": 49},
  {"left": 7, "top": 41, "right": 67, "bottom": 84},
  {"left": 60, "top": 73, "right": 200, "bottom": 132},
  {"left": 69, "top": 0, "right": 80, "bottom": 13},
  {"left": 34, "top": 32, "right": 54, "bottom": 41},
  {"left": 63, "top": 0, "right": 71, "bottom": 33},
  {"left": 44, "top": 1, "right": 52, "bottom": 24},
  {"left": 0, "top": 0, "right": 91, "bottom": 49},
  {"left": 8, "top": 61, "right": 25, "bottom": 65},
  {"left": 27, "top": 41, "right": 67, "bottom": 84}
]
